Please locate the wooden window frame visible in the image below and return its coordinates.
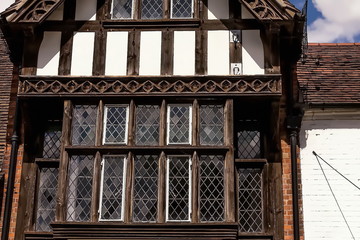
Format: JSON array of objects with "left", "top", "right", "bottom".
[
  {"left": 102, "top": 104, "right": 130, "bottom": 145},
  {"left": 166, "top": 104, "right": 193, "bottom": 145}
]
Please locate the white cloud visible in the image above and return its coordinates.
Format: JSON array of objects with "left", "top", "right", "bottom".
[
  {"left": 0, "top": 0, "right": 15, "bottom": 13},
  {"left": 308, "top": 0, "right": 360, "bottom": 42}
]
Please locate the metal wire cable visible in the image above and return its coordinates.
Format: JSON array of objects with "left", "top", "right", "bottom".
[{"left": 313, "top": 152, "right": 356, "bottom": 240}]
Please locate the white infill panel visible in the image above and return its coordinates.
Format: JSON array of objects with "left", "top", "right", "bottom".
[
  {"left": 75, "top": 0, "right": 97, "bottom": 20},
  {"left": 208, "top": 0, "right": 229, "bottom": 19},
  {"left": 242, "top": 30, "right": 264, "bottom": 75},
  {"left": 241, "top": 4, "right": 255, "bottom": 19},
  {"left": 71, "top": 32, "right": 95, "bottom": 76},
  {"left": 105, "top": 32, "right": 128, "bottom": 76},
  {"left": 47, "top": 3, "right": 64, "bottom": 20},
  {"left": 139, "top": 31, "right": 162, "bottom": 76},
  {"left": 208, "top": 31, "right": 229, "bottom": 75},
  {"left": 173, "top": 31, "right": 195, "bottom": 75},
  {"left": 37, "top": 32, "right": 61, "bottom": 76}
]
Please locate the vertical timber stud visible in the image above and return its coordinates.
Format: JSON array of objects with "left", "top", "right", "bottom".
[
  {"left": 161, "top": 29, "right": 174, "bottom": 76},
  {"left": 92, "top": 152, "right": 102, "bottom": 221},
  {"left": 164, "top": 0, "right": 170, "bottom": 19},
  {"left": 93, "top": 30, "right": 106, "bottom": 76},
  {"left": 124, "top": 152, "right": 133, "bottom": 223},
  {"left": 58, "top": 31, "right": 74, "bottom": 75},
  {"left": 96, "top": 100, "right": 104, "bottom": 147},
  {"left": 127, "top": 30, "right": 140, "bottom": 76},
  {"left": 128, "top": 100, "right": 136, "bottom": 146},
  {"left": 159, "top": 100, "right": 167, "bottom": 146},
  {"left": 22, "top": 29, "right": 43, "bottom": 75},
  {"left": 195, "top": 30, "right": 207, "bottom": 75},
  {"left": 229, "top": 0, "right": 242, "bottom": 19},
  {"left": 224, "top": 99, "right": 235, "bottom": 222},
  {"left": 157, "top": 152, "right": 167, "bottom": 223},
  {"left": 56, "top": 100, "right": 72, "bottom": 221},
  {"left": 192, "top": 151, "right": 199, "bottom": 222},
  {"left": 192, "top": 100, "right": 199, "bottom": 146}
]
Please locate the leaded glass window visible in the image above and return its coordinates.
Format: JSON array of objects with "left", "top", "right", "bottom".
[
  {"left": 42, "top": 121, "right": 62, "bottom": 159},
  {"left": 200, "top": 105, "right": 224, "bottom": 146},
  {"left": 199, "top": 155, "right": 224, "bottom": 222},
  {"left": 238, "top": 167, "right": 263, "bottom": 233},
  {"left": 237, "top": 120, "right": 262, "bottom": 159},
  {"left": 133, "top": 155, "right": 158, "bottom": 222},
  {"left": 103, "top": 105, "right": 129, "bottom": 144},
  {"left": 36, "top": 167, "right": 58, "bottom": 231},
  {"left": 72, "top": 105, "right": 97, "bottom": 146},
  {"left": 171, "top": 0, "right": 193, "bottom": 18},
  {"left": 135, "top": 105, "right": 160, "bottom": 145},
  {"left": 166, "top": 156, "right": 191, "bottom": 222},
  {"left": 67, "top": 155, "right": 94, "bottom": 222},
  {"left": 167, "top": 105, "right": 192, "bottom": 144},
  {"left": 112, "top": 0, "right": 133, "bottom": 19},
  {"left": 141, "top": 0, "right": 163, "bottom": 19},
  {"left": 100, "top": 155, "right": 127, "bottom": 221}
]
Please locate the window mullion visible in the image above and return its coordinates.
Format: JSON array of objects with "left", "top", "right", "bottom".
[
  {"left": 191, "top": 151, "right": 199, "bottom": 222},
  {"left": 192, "top": 100, "right": 199, "bottom": 146},
  {"left": 124, "top": 152, "right": 133, "bottom": 223},
  {"left": 96, "top": 100, "right": 104, "bottom": 146},
  {"left": 164, "top": 0, "right": 170, "bottom": 18},
  {"left": 157, "top": 151, "right": 166, "bottom": 223},
  {"left": 128, "top": 100, "right": 136, "bottom": 146},
  {"left": 159, "top": 100, "right": 167, "bottom": 146},
  {"left": 133, "top": 0, "right": 141, "bottom": 19},
  {"left": 91, "top": 151, "right": 102, "bottom": 221}
]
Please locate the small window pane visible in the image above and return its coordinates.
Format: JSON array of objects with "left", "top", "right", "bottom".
[
  {"left": 112, "top": 0, "right": 133, "bottom": 19},
  {"left": 103, "top": 105, "right": 128, "bottom": 144},
  {"left": 36, "top": 167, "right": 58, "bottom": 232},
  {"left": 72, "top": 105, "right": 97, "bottom": 146},
  {"left": 237, "top": 120, "right": 262, "bottom": 159},
  {"left": 141, "top": 0, "right": 163, "bottom": 19},
  {"left": 167, "top": 156, "right": 191, "bottom": 222},
  {"left": 100, "top": 155, "right": 126, "bottom": 221},
  {"left": 199, "top": 155, "right": 224, "bottom": 222},
  {"left": 238, "top": 167, "right": 263, "bottom": 233},
  {"left": 172, "top": 0, "right": 193, "bottom": 18},
  {"left": 136, "top": 105, "right": 160, "bottom": 145},
  {"left": 200, "top": 105, "right": 224, "bottom": 145},
  {"left": 167, "top": 105, "right": 191, "bottom": 144},
  {"left": 133, "top": 155, "right": 158, "bottom": 222},
  {"left": 67, "top": 155, "right": 94, "bottom": 222},
  {"left": 43, "top": 121, "right": 62, "bottom": 158}
]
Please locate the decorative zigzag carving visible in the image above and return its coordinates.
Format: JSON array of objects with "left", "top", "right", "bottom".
[
  {"left": 22, "top": 0, "right": 60, "bottom": 22},
  {"left": 19, "top": 76, "right": 282, "bottom": 96},
  {"left": 241, "top": 0, "right": 283, "bottom": 20}
]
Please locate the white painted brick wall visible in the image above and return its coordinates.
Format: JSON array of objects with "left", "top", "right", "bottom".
[{"left": 300, "top": 120, "right": 360, "bottom": 240}]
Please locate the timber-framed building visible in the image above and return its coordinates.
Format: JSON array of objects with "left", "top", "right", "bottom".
[{"left": 0, "top": 0, "right": 304, "bottom": 240}]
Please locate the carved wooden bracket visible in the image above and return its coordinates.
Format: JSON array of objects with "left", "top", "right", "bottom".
[
  {"left": 18, "top": 75, "right": 282, "bottom": 97},
  {"left": 15, "top": 0, "right": 64, "bottom": 23},
  {"left": 240, "top": 0, "right": 285, "bottom": 20}
]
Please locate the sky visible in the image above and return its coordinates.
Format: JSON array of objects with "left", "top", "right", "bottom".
[{"left": 0, "top": 0, "right": 359, "bottom": 43}]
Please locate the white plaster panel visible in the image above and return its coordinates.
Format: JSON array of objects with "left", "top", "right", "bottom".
[
  {"left": 241, "top": 4, "right": 255, "bottom": 19},
  {"left": 75, "top": 0, "right": 97, "bottom": 20},
  {"left": 300, "top": 120, "right": 360, "bottom": 240},
  {"left": 207, "top": 0, "right": 229, "bottom": 19},
  {"left": 37, "top": 31, "right": 61, "bottom": 76},
  {"left": 173, "top": 31, "right": 195, "bottom": 75},
  {"left": 47, "top": 3, "right": 64, "bottom": 20},
  {"left": 71, "top": 32, "right": 95, "bottom": 76},
  {"left": 242, "top": 30, "right": 264, "bottom": 75},
  {"left": 207, "top": 30, "right": 230, "bottom": 75},
  {"left": 105, "top": 32, "right": 128, "bottom": 76},
  {"left": 139, "top": 31, "right": 162, "bottom": 76}
]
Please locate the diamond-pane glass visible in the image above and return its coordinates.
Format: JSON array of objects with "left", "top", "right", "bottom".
[
  {"left": 172, "top": 0, "right": 192, "bottom": 18},
  {"left": 67, "top": 155, "right": 94, "bottom": 222},
  {"left": 72, "top": 105, "right": 97, "bottom": 146},
  {"left": 168, "top": 105, "right": 191, "bottom": 144},
  {"left": 104, "top": 106, "right": 128, "bottom": 144},
  {"left": 133, "top": 155, "right": 158, "bottom": 222},
  {"left": 167, "top": 156, "right": 191, "bottom": 221},
  {"left": 135, "top": 105, "right": 160, "bottom": 146},
  {"left": 141, "top": 0, "right": 163, "bottom": 19},
  {"left": 36, "top": 167, "right": 58, "bottom": 232},
  {"left": 238, "top": 168, "right": 263, "bottom": 233},
  {"left": 42, "top": 122, "right": 62, "bottom": 158},
  {"left": 100, "top": 156, "right": 126, "bottom": 220},
  {"left": 237, "top": 130, "right": 261, "bottom": 159},
  {"left": 200, "top": 105, "right": 224, "bottom": 146},
  {"left": 199, "top": 155, "right": 224, "bottom": 222},
  {"left": 112, "top": 0, "right": 133, "bottom": 19}
]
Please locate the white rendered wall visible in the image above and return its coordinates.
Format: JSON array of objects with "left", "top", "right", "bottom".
[
  {"left": 139, "top": 31, "right": 162, "bottom": 76},
  {"left": 47, "top": 3, "right": 64, "bottom": 20},
  {"left": 75, "top": 0, "right": 97, "bottom": 20},
  {"left": 37, "top": 32, "right": 61, "bottom": 75},
  {"left": 207, "top": 0, "right": 229, "bottom": 19},
  {"left": 173, "top": 31, "right": 195, "bottom": 75},
  {"left": 300, "top": 120, "right": 360, "bottom": 240},
  {"left": 71, "top": 32, "right": 95, "bottom": 76},
  {"left": 242, "top": 30, "right": 264, "bottom": 75},
  {"left": 207, "top": 30, "right": 229, "bottom": 75},
  {"left": 105, "top": 32, "right": 128, "bottom": 76}
]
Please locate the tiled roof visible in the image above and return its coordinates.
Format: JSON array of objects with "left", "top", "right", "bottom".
[{"left": 297, "top": 43, "right": 360, "bottom": 105}]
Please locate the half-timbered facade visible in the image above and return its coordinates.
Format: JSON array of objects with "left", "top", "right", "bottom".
[{"left": 0, "top": 0, "right": 304, "bottom": 240}]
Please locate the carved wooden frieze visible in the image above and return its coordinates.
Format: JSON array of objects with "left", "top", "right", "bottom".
[
  {"left": 240, "top": 0, "right": 284, "bottom": 20},
  {"left": 19, "top": 0, "right": 63, "bottom": 22},
  {"left": 18, "top": 75, "right": 282, "bottom": 96}
]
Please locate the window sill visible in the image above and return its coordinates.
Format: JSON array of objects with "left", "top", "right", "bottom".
[{"left": 103, "top": 19, "right": 201, "bottom": 29}]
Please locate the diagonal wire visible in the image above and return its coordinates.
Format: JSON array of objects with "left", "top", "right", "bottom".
[
  {"left": 313, "top": 152, "right": 356, "bottom": 240},
  {"left": 313, "top": 151, "right": 360, "bottom": 191}
]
